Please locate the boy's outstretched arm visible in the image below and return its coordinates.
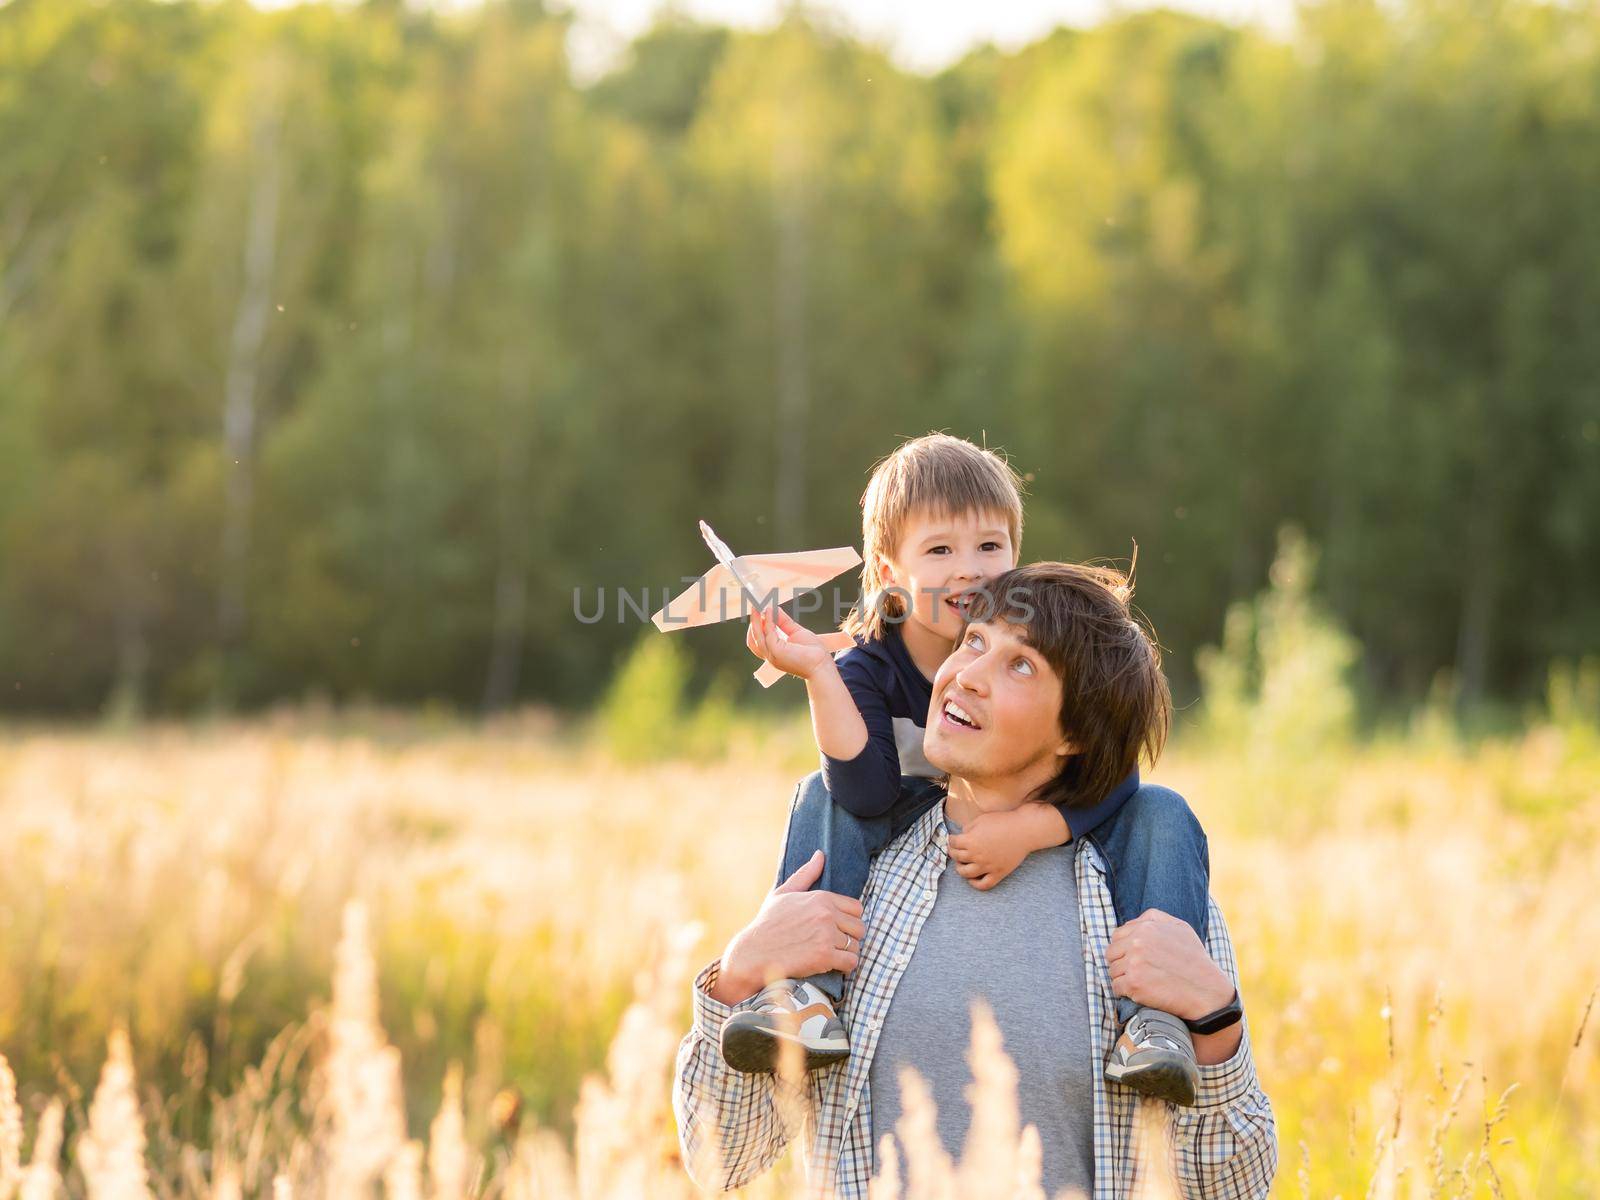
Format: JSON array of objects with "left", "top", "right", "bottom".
[
  {"left": 747, "top": 608, "right": 897, "bottom": 818},
  {"left": 748, "top": 606, "right": 869, "bottom": 756}
]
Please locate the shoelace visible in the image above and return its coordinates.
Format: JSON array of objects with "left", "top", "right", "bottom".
[{"left": 755, "top": 980, "right": 806, "bottom": 1011}]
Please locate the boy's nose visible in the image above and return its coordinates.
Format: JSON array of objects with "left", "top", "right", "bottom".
[{"left": 952, "top": 555, "right": 982, "bottom": 583}]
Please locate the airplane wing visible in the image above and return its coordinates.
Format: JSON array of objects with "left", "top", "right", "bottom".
[
  {"left": 652, "top": 524, "right": 861, "bottom": 632},
  {"left": 651, "top": 563, "right": 745, "bottom": 631},
  {"left": 737, "top": 547, "right": 863, "bottom": 604}
]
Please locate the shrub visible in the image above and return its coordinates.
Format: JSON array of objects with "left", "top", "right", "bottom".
[
  {"left": 596, "top": 633, "right": 692, "bottom": 763},
  {"left": 1196, "top": 526, "right": 1359, "bottom": 758}
]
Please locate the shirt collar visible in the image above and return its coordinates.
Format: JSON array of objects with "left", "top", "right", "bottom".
[
  {"left": 906, "top": 795, "right": 951, "bottom": 857},
  {"left": 905, "top": 766, "right": 1142, "bottom": 859}
]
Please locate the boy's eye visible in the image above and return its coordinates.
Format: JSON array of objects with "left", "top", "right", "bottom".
[
  {"left": 964, "top": 630, "right": 984, "bottom": 650},
  {"left": 929, "top": 545, "right": 950, "bottom": 555},
  {"left": 1013, "top": 657, "right": 1034, "bottom": 676},
  {"left": 982, "top": 541, "right": 1003, "bottom": 552}
]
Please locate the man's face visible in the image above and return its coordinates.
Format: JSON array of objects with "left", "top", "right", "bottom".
[
  {"left": 923, "top": 618, "right": 1075, "bottom": 786},
  {"left": 878, "top": 509, "right": 1016, "bottom": 642}
]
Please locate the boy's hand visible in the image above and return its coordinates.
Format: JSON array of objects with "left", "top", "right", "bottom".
[
  {"left": 947, "top": 810, "right": 1032, "bottom": 891},
  {"left": 746, "top": 606, "right": 832, "bottom": 680},
  {"left": 947, "top": 803, "right": 1069, "bottom": 891}
]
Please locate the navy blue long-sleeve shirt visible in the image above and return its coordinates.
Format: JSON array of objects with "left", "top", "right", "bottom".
[
  {"left": 820, "top": 624, "right": 939, "bottom": 819},
  {"left": 819, "top": 622, "right": 1141, "bottom": 838}
]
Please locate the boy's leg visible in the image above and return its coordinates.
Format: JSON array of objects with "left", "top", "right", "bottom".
[
  {"left": 1092, "top": 785, "right": 1210, "bottom": 1025},
  {"left": 1093, "top": 785, "right": 1210, "bottom": 1106},
  {"left": 773, "top": 769, "right": 889, "bottom": 1004},
  {"left": 723, "top": 770, "right": 882, "bottom": 1074}
]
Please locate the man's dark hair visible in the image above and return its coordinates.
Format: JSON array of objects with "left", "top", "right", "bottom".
[{"left": 963, "top": 561, "right": 1171, "bottom": 810}]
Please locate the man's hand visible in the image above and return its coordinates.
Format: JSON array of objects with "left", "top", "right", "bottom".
[
  {"left": 1107, "top": 909, "right": 1234, "bottom": 1018},
  {"left": 1107, "top": 909, "right": 1242, "bottom": 1064},
  {"left": 709, "top": 850, "right": 865, "bottom": 1006},
  {"left": 947, "top": 803, "right": 1069, "bottom": 891},
  {"left": 746, "top": 606, "right": 832, "bottom": 680}
]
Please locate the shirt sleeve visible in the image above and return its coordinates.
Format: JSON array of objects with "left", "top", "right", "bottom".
[
  {"left": 1167, "top": 901, "right": 1279, "bottom": 1198},
  {"left": 671, "top": 959, "right": 809, "bottom": 1191},
  {"left": 818, "top": 653, "right": 904, "bottom": 819}
]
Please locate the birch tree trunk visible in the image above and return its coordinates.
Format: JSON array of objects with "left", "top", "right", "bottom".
[
  {"left": 482, "top": 355, "right": 533, "bottom": 713},
  {"left": 216, "top": 79, "right": 284, "bottom": 701},
  {"left": 772, "top": 109, "right": 809, "bottom": 548},
  {"left": 0, "top": 196, "right": 67, "bottom": 329},
  {"left": 1456, "top": 471, "right": 1499, "bottom": 710}
]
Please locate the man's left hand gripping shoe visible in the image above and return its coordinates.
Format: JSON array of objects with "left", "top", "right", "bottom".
[{"left": 720, "top": 978, "right": 851, "bottom": 1074}]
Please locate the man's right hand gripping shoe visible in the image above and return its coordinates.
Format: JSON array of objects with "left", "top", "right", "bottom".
[{"left": 720, "top": 978, "right": 851, "bottom": 1074}]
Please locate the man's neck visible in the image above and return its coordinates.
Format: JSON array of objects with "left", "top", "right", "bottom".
[{"left": 943, "top": 769, "right": 1053, "bottom": 828}]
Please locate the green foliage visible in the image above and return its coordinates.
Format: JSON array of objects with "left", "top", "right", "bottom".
[
  {"left": 589, "top": 15, "right": 730, "bottom": 136},
  {"left": 595, "top": 632, "right": 693, "bottom": 763},
  {"left": 594, "top": 640, "right": 813, "bottom": 765},
  {"left": 682, "top": 669, "right": 740, "bottom": 758},
  {"left": 0, "top": 0, "right": 1596, "bottom": 717},
  {"left": 1197, "top": 527, "right": 1360, "bottom": 756},
  {"left": 1546, "top": 658, "right": 1600, "bottom": 751}
]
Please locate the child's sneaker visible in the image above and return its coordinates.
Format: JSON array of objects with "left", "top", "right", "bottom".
[
  {"left": 1103, "top": 1006, "right": 1199, "bottom": 1105},
  {"left": 720, "top": 979, "right": 850, "bottom": 1074}
]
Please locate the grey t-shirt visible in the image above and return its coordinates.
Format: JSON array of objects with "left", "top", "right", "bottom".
[{"left": 868, "top": 815, "right": 1095, "bottom": 1196}]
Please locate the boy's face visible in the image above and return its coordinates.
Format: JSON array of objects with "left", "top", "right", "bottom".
[
  {"left": 923, "top": 617, "right": 1075, "bottom": 784},
  {"left": 879, "top": 508, "right": 1017, "bottom": 643}
]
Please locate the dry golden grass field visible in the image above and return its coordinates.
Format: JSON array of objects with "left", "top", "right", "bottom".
[{"left": 0, "top": 699, "right": 1596, "bottom": 1199}]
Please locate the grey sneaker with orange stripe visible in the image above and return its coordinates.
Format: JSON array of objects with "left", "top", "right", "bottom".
[{"left": 720, "top": 978, "right": 851, "bottom": 1074}]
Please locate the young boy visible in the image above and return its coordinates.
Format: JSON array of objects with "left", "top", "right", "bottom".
[{"left": 721, "top": 433, "right": 1213, "bottom": 1106}]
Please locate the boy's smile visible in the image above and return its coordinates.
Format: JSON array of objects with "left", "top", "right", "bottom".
[{"left": 879, "top": 508, "right": 1017, "bottom": 677}]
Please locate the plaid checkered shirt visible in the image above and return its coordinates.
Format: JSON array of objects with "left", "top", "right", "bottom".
[{"left": 672, "top": 795, "right": 1278, "bottom": 1198}]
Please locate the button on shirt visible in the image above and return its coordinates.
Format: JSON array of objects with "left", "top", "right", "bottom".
[{"left": 673, "top": 797, "right": 1278, "bottom": 1199}]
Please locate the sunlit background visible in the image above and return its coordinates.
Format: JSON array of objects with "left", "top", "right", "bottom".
[{"left": 0, "top": 0, "right": 1596, "bottom": 1196}]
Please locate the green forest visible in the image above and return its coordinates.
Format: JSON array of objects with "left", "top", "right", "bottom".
[{"left": 1, "top": 0, "right": 1597, "bottom": 718}]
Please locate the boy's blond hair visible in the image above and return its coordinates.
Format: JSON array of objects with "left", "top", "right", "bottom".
[{"left": 841, "top": 433, "right": 1026, "bottom": 642}]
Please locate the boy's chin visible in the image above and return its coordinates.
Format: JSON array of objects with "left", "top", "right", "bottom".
[{"left": 908, "top": 606, "right": 963, "bottom": 640}]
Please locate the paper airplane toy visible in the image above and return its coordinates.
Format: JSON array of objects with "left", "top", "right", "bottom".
[{"left": 651, "top": 520, "right": 862, "bottom": 688}]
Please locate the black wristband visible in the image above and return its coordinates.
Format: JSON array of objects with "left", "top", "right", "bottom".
[{"left": 1184, "top": 988, "right": 1242, "bottom": 1035}]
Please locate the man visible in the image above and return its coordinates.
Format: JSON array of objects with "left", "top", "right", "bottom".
[{"left": 672, "top": 563, "right": 1278, "bottom": 1198}]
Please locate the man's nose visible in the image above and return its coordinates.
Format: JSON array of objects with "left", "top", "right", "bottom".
[{"left": 955, "top": 652, "right": 993, "bottom": 697}]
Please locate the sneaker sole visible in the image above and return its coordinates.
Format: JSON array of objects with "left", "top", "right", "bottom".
[
  {"left": 721, "top": 1023, "right": 850, "bottom": 1075},
  {"left": 1104, "top": 1053, "right": 1198, "bottom": 1106}
]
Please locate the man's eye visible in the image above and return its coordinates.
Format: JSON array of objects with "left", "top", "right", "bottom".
[
  {"left": 1013, "top": 658, "right": 1034, "bottom": 675},
  {"left": 964, "top": 631, "right": 983, "bottom": 650}
]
